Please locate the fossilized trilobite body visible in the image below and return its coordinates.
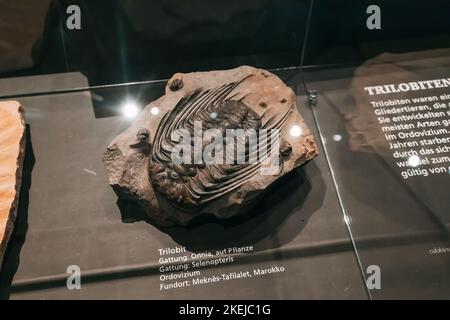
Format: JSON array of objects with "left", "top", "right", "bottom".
[
  {"left": 149, "top": 77, "right": 292, "bottom": 211},
  {"left": 104, "top": 66, "right": 319, "bottom": 226}
]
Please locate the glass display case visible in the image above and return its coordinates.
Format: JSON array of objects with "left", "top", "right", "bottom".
[{"left": 0, "top": 0, "right": 449, "bottom": 300}]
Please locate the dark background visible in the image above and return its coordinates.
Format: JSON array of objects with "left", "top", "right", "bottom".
[{"left": 0, "top": 0, "right": 449, "bottom": 86}]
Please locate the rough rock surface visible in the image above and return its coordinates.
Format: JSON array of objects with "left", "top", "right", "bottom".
[
  {"left": 104, "top": 66, "right": 318, "bottom": 226},
  {"left": 0, "top": 101, "right": 26, "bottom": 268}
]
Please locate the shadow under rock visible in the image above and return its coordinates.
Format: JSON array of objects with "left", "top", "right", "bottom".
[{"left": 118, "top": 160, "right": 326, "bottom": 253}]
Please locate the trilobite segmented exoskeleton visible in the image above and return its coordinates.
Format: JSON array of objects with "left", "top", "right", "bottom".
[{"left": 149, "top": 75, "right": 293, "bottom": 210}]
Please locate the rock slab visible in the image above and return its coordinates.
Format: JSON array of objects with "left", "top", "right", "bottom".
[
  {"left": 0, "top": 101, "right": 26, "bottom": 269},
  {"left": 104, "top": 66, "right": 318, "bottom": 226}
]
